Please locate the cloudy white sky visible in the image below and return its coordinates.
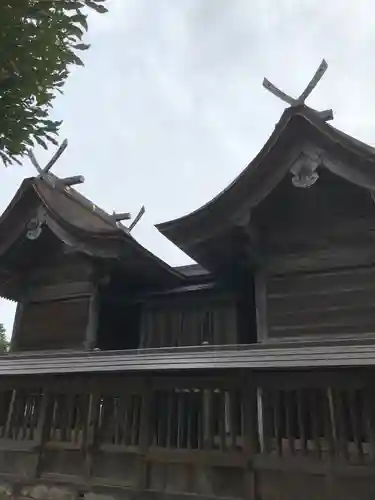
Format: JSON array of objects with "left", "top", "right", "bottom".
[{"left": 1, "top": 0, "right": 374, "bottom": 335}]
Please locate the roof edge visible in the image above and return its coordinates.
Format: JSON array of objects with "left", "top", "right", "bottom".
[{"left": 156, "top": 105, "right": 375, "bottom": 250}]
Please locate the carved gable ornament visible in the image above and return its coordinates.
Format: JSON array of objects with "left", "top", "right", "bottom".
[
  {"left": 26, "top": 206, "right": 47, "bottom": 241},
  {"left": 290, "top": 149, "right": 322, "bottom": 189},
  {"left": 263, "top": 59, "right": 331, "bottom": 189}
]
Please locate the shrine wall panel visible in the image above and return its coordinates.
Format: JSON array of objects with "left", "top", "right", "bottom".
[
  {"left": 265, "top": 265, "right": 375, "bottom": 341},
  {"left": 15, "top": 297, "right": 90, "bottom": 350},
  {"left": 139, "top": 295, "right": 238, "bottom": 348}
]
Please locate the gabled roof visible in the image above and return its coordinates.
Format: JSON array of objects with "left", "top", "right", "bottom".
[
  {"left": 157, "top": 105, "right": 375, "bottom": 267},
  {"left": 0, "top": 176, "right": 184, "bottom": 289}
]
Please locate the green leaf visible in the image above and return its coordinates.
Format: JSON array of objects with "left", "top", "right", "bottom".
[
  {"left": 45, "top": 134, "right": 59, "bottom": 146},
  {"left": 0, "top": 152, "right": 11, "bottom": 166},
  {"left": 0, "top": 0, "right": 109, "bottom": 166},
  {"left": 68, "top": 53, "right": 85, "bottom": 66},
  {"left": 73, "top": 43, "right": 90, "bottom": 50},
  {"left": 67, "top": 24, "right": 84, "bottom": 39},
  {"left": 70, "top": 13, "right": 88, "bottom": 31},
  {"left": 85, "top": 1, "right": 108, "bottom": 13},
  {"left": 63, "top": 2, "right": 85, "bottom": 10},
  {"left": 0, "top": 324, "right": 9, "bottom": 352},
  {"left": 35, "top": 136, "right": 48, "bottom": 149}
]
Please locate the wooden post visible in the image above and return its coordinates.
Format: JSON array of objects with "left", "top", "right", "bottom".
[
  {"left": 84, "top": 392, "right": 100, "bottom": 480},
  {"left": 203, "top": 389, "right": 213, "bottom": 449},
  {"left": 137, "top": 379, "right": 152, "bottom": 490},
  {"left": 35, "top": 391, "right": 52, "bottom": 478},
  {"left": 364, "top": 386, "right": 375, "bottom": 462},
  {"left": 85, "top": 290, "right": 98, "bottom": 350},
  {"left": 254, "top": 269, "right": 268, "bottom": 342},
  {"left": 10, "top": 302, "right": 24, "bottom": 352},
  {"left": 4, "top": 389, "right": 17, "bottom": 439},
  {"left": 243, "top": 374, "right": 259, "bottom": 500}
]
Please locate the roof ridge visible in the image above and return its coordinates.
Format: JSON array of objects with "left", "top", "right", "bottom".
[{"left": 33, "top": 174, "right": 129, "bottom": 236}]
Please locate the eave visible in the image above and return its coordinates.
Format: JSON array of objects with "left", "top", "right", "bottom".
[
  {"left": 0, "top": 177, "right": 184, "bottom": 291},
  {"left": 2, "top": 338, "right": 375, "bottom": 375},
  {"left": 156, "top": 106, "right": 375, "bottom": 269}
]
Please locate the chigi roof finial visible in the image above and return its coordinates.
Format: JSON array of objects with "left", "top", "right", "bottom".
[
  {"left": 27, "top": 139, "right": 146, "bottom": 233},
  {"left": 263, "top": 59, "right": 333, "bottom": 121},
  {"left": 28, "top": 139, "right": 85, "bottom": 188}
]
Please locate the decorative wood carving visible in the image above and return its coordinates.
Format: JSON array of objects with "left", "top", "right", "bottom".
[
  {"left": 290, "top": 151, "right": 321, "bottom": 188},
  {"left": 26, "top": 206, "right": 47, "bottom": 241}
]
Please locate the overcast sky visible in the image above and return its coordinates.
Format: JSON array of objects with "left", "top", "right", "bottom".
[{"left": 1, "top": 0, "right": 374, "bottom": 335}]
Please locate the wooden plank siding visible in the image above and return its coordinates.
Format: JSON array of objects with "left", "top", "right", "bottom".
[
  {"left": 12, "top": 252, "right": 95, "bottom": 351},
  {"left": 265, "top": 265, "right": 375, "bottom": 341},
  {"left": 16, "top": 297, "right": 90, "bottom": 350},
  {"left": 140, "top": 295, "right": 238, "bottom": 348}
]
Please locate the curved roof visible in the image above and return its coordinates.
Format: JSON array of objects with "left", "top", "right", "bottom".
[
  {"left": 0, "top": 176, "right": 183, "bottom": 286},
  {"left": 157, "top": 105, "right": 375, "bottom": 259}
]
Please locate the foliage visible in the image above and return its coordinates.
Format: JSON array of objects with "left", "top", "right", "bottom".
[
  {"left": 0, "top": 324, "right": 9, "bottom": 353},
  {"left": 0, "top": 0, "right": 108, "bottom": 166}
]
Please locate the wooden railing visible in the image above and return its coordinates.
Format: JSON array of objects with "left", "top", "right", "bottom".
[{"left": 0, "top": 370, "right": 374, "bottom": 499}]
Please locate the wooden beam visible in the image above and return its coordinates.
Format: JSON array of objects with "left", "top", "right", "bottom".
[
  {"left": 129, "top": 206, "right": 146, "bottom": 231},
  {"left": 41, "top": 139, "right": 68, "bottom": 175},
  {"left": 9, "top": 302, "right": 24, "bottom": 352},
  {"left": 60, "top": 175, "right": 85, "bottom": 187},
  {"left": 112, "top": 212, "right": 131, "bottom": 222},
  {"left": 263, "top": 59, "right": 333, "bottom": 121},
  {"left": 84, "top": 290, "right": 99, "bottom": 350},
  {"left": 254, "top": 269, "right": 268, "bottom": 342}
]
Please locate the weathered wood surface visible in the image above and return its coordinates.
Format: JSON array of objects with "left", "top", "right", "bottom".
[
  {"left": 140, "top": 294, "right": 238, "bottom": 348},
  {"left": 5, "top": 340, "right": 375, "bottom": 375},
  {"left": 265, "top": 265, "right": 375, "bottom": 341},
  {"left": 12, "top": 252, "right": 95, "bottom": 351},
  {"left": 16, "top": 297, "right": 90, "bottom": 351},
  {"left": 0, "top": 370, "right": 373, "bottom": 498}
]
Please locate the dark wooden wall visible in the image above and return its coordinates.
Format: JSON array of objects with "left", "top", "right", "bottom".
[
  {"left": 139, "top": 293, "right": 238, "bottom": 348},
  {"left": 97, "top": 297, "right": 141, "bottom": 351},
  {"left": 12, "top": 252, "right": 95, "bottom": 351},
  {"left": 265, "top": 265, "right": 375, "bottom": 340},
  {"left": 253, "top": 169, "right": 375, "bottom": 342},
  {"left": 256, "top": 169, "right": 375, "bottom": 273},
  {"left": 16, "top": 297, "right": 90, "bottom": 350}
]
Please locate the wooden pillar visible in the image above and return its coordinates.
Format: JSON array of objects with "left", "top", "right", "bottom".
[
  {"left": 84, "top": 290, "right": 98, "bottom": 350},
  {"left": 35, "top": 391, "right": 52, "bottom": 477},
  {"left": 203, "top": 389, "right": 213, "bottom": 449},
  {"left": 84, "top": 391, "right": 100, "bottom": 480},
  {"left": 9, "top": 302, "right": 24, "bottom": 352},
  {"left": 254, "top": 269, "right": 268, "bottom": 342},
  {"left": 137, "top": 378, "right": 153, "bottom": 490},
  {"left": 243, "top": 373, "right": 259, "bottom": 500}
]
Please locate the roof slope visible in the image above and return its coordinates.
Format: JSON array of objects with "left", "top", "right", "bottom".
[
  {"left": 0, "top": 176, "right": 183, "bottom": 285},
  {"left": 157, "top": 105, "right": 375, "bottom": 257}
]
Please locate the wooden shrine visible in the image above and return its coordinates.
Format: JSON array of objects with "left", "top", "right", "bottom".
[{"left": 0, "top": 60, "right": 375, "bottom": 499}]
